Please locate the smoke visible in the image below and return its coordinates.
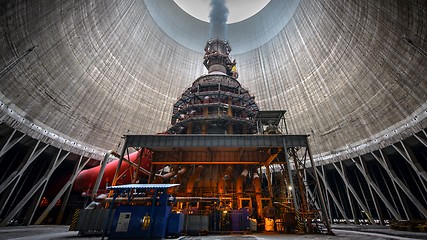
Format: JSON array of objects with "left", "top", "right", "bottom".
[{"left": 209, "top": 0, "right": 229, "bottom": 39}]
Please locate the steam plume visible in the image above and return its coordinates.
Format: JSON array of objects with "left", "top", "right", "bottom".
[{"left": 209, "top": 0, "right": 229, "bottom": 39}]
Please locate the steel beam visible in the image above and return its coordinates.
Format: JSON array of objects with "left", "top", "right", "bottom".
[
  {"left": 283, "top": 142, "right": 298, "bottom": 212},
  {"left": 392, "top": 141, "right": 427, "bottom": 184},
  {"left": 125, "top": 134, "right": 309, "bottom": 148},
  {"left": 372, "top": 150, "right": 427, "bottom": 218},
  {"left": 0, "top": 149, "right": 69, "bottom": 226},
  {"left": 0, "top": 141, "right": 49, "bottom": 194},
  {"left": 35, "top": 156, "right": 90, "bottom": 225},
  {"left": 315, "top": 167, "right": 349, "bottom": 223},
  {"left": 352, "top": 157, "right": 401, "bottom": 221},
  {"left": 307, "top": 140, "right": 332, "bottom": 233},
  {"left": 321, "top": 165, "right": 333, "bottom": 222},
  {"left": 0, "top": 129, "right": 25, "bottom": 158},
  {"left": 414, "top": 132, "right": 427, "bottom": 148},
  {"left": 359, "top": 157, "right": 384, "bottom": 225},
  {"left": 400, "top": 141, "right": 427, "bottom": 199},
  {"left": 333, "top": 162, "right": 374, "bottom": 224},
  {"left": 27, "top": 150, "right": 70, "bottom": 224},
  {"left": 354, "top": 170, "right": 371, "bottom": 221}
]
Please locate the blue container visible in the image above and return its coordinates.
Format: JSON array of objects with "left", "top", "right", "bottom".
[
  {"left": 230, "top": 210, "right": 241, "bottom": 231},
  {"left": 109, "top": 205, "right": 171, "bottom": 239},
  {"left": 230, "top": 209, "right": 250, "bottom": 231},
  {"left": 240, "top": 208, "right": 250, "bottom": 230},
  {"left": 167, "top": 213, "right": 184, "bottom": 236}
]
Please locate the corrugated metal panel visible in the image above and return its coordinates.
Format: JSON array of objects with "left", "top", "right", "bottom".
[
  {"left": 124, "top": 134, "right": 308, "bottom": 148},
  {"left": 107, "top": 183, "right": 180, "bottom": 190}
]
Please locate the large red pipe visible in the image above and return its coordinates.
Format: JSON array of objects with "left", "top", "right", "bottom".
[{"left": 73, "top": 149, "right": 152, "bottom": 193}]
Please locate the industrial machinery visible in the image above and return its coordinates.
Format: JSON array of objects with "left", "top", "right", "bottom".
[{"left": 73, "top": 38, "right": 332, "bottom": 237}]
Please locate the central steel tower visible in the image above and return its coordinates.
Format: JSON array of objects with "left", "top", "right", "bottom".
[{"left": 168, "top": 38, "right": 259, "bottom": 135}]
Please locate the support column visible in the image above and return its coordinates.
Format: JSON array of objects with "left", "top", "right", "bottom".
[
  {"left": 0, "top": 129, "right": 26, "bottom": 159},
  {"left": 321, "top": 165, "right": 333, "bottom": 223},
  {"left": 336, "top": 162, "right": 358, "bottom": 224},
  {"left": 0, "top": 141, "right": 49, "bottom": 215},
  {"left": 333, "top": 162, "right": 374, "bottom": 224},
  {"left": 92, "top": 151, "right": 111, "bottom": 200},
  {"left": 110, "top": 137, "right": 129, "bottom": 189},
  {"left": 372, "top": 150, "right": 427, "bottom": 218},
  {"left": 27, "top": 150, "right": 70, "bottom": 225},
  {"left": 396, "top": 141, "right": 427, "bottom": 200},
  {"left": 306, "top": 142, "right": 332, "bottom": 234},
  {"left": 35, "top": 156, "right": 90, "bottom": 224},
  {"left": 227, "top": 98, "right": 233, "bottom": 134},
  {"left": 0, "top": 149, "right": 69, "bottom": 226},
  {"left": 353, "top": 157, "right": 398, "bottom": 222},
  {"left": 392, "top": 141, "right": 427, "bottom": 187},
  {"left": 354, "top": 170, "right": 371, "bottom": 223},
  {"left": 56, "top": 156, "right": 90, "bottom": 224}
]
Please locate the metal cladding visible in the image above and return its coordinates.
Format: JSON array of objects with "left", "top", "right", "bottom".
[{"left": 168, "top": 38, "right": 259, "bottom": 135}]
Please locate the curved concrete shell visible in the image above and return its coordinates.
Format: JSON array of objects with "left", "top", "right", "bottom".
[
  {"left": 1, "top": 0, "right": 426, "bottom": 160},
  {"left": 0, "top": 0, "right": 426, "bottom": 226}
]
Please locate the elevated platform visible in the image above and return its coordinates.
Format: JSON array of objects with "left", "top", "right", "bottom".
[{"left": 123, "top": 134, "right": 309, "bottom": 165}]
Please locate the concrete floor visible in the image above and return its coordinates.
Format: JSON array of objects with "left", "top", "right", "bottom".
[{"left": 0, "top": 225, "right": 427, "bottom": 240}]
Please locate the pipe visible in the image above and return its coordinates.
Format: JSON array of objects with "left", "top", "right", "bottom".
[
  {"left": 236, "top": 166, "right": 249, "bottom": 208},
  {"left": 175, "top": 197, "right": 219, "bottom": 202},
  {"left": 73, "top": 149, "right": 152, "bottom": 192},
  {"left": 218, "top": 165, "right": 233, "bottom": 194},
  {"left": 111, "top": 151, "right": 151, "bottom": 176},
  {"left": 253, "top": 172, "right": 263, "bottom": 218},
  {"left": 186, "top": 165, "right": 203, "bottom": 194},
  {"left": 168, "top": 166, "right": 187, "bottom": 194},
  {"left": 104, "top": 197, "right": 152, "bottom": 203},
  {"left": 236, "top": 167, "right": 249, "bottom": 195},
  {"left": 152, "top": 166, "right": 177, "bottom": 184}
]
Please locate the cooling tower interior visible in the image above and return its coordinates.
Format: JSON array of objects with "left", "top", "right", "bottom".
[{"left": 0, "top": 0, "right": 426, "bottom": 231}]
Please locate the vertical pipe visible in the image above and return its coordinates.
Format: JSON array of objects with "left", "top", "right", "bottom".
[
  {"left": 218, "top": 165, "right": 233, "bottom": 194},
  {"left": 265, "top": 165, "right": 273, "bottom": 199},
  {"left": 186, "top": 165, "right": 203, "bottom": 194},
  {"left": 92, "top": 151, "right": 112, "bottom": 200},
  {"left": 236, "top": 166, "right": 249, "bottom": 208},
  {"left": 253, "top": 172, "right": 263, "bottom": 218}
]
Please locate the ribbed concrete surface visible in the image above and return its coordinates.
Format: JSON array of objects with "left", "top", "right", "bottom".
[{"left": 0, "top": 0, "right": 426, "bottom": 160}]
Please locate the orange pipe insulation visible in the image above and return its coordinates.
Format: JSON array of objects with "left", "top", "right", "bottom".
[
  {"left": 218, "top": 165, "right": 233, "bottom": 194},
  {"left": 253, "top": 172, "right": 263, "bottom": 218},
  {"left": 186, "top": 165, "right": 203, "bottom": 194}
]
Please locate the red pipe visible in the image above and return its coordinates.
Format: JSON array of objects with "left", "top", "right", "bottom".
[{"left": 73, "top": 149, "right": 152, "bottom": 193}]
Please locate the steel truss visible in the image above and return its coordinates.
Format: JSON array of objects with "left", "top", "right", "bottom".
[
  {"left": 317, "top": 129, "right": 427, "bottom": 224},
  {"left": 0, "top": 123, "right": 94, "bottom": 226}
]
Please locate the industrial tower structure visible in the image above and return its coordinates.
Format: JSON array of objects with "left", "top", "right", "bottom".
[{"left": 106, "top": 38, "right": 332, "bottom": 235}]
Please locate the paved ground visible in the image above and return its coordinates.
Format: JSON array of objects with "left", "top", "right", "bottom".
[{"left": 0, "top": 224, "right": 426, "bottom": 240}]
